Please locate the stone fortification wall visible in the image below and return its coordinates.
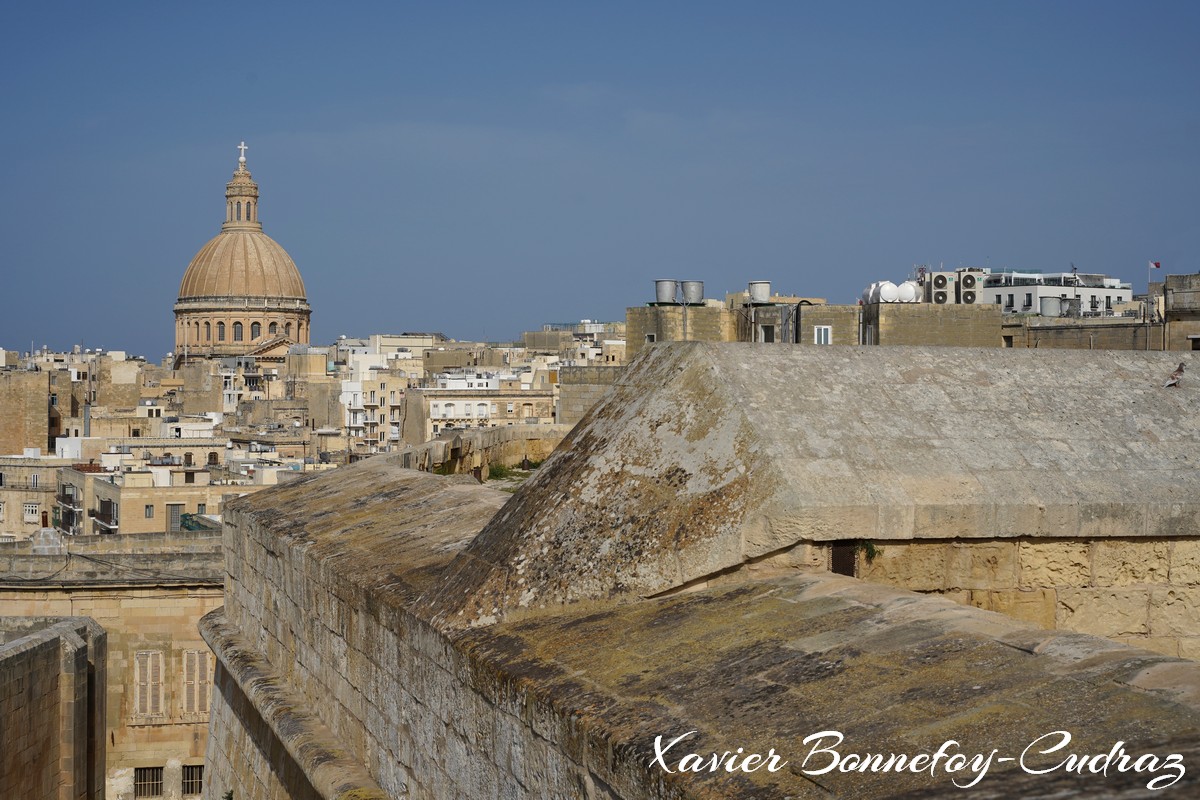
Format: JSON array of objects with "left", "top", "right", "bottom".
[
  {"left": 557, "top": 365, "right": 625, "bottom": 426},
  {"left": 381, "top": 423, "right": 569, "bottom": 474},
  {"left": 201, "top": 457, "right": 1200, "bottom": 798},
  {"left": 0, "top": 529, "right": 223, "bottom": 584},
  {"left": 0, "top": 616, "right": 105, "bottom": 800},
  {"left": 857, "top": 536, "right": 1200, "bottom": 656},
  {"left": 864, "top": 302, "right": 1002, "bottom": 346},
  {"left": 427, "top": 342, "right": 1200, "bottom": 641}
]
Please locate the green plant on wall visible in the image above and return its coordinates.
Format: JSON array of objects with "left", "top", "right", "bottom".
[{"left": 856, "top": 539, "right": 881, "bottom": 564}]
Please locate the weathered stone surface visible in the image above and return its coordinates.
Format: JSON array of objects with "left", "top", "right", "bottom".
[
  {"left": 1150, "top": 587, "right": 1200, "bottom": 638},
  {"left": 1094, "top": 539, "right": 1171, "bottom": 586},
  {"left": 946, "top": 542, "right": 1018, "bottom": 591},
  {"left": 1018, "top": 540, "right": 1091, "bottom": 588},
  {"left": 968, "top": 588, "right": 1057, "bottom": 629},
  {"left": 858, "top": 542, "right": 947, "bottom": 590},
  {"left": 1170, "top": 539, "right": 1200, "bottom": 585},
  {"left": 1057, "top": 588, "right": 1150, "bottom": 637},
  {"left": 419, "top": 343, "right": 1200, "bottom": 627}
]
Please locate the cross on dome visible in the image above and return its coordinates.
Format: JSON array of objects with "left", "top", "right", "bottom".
[{"left": 237, "top": 141, "right": 248, "bottom": 163}]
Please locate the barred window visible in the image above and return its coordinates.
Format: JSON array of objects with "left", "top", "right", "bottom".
[
  {"left": 133, "top": 766, "right": 164, "bottom": 798},
  {"left": 183, "top": 650, "right": 211, "bottom": 715},
  {"left": 182, "top": 764, "right": 204, "bottom": 796},
  {"left": 134, "top": 651, "right": 164, "bottom": 717}
]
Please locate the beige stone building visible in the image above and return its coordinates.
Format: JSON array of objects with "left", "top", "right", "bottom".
[
  {"left": 174, "top": 145, "right": 311, "bottom": 365},
  {"left": 0, "top": 531, "right": 222, "bottom": 799},
  {"left": 0, "top": 455, "right": 73, "bottom": 540}
]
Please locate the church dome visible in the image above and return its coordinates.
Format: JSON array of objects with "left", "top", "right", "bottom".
[
  {"left": 177, "top": 147, "right": 307, "bottom": 301},
  {"left": 178, "top": 229, "right": 306, "bottom": 299},
  {"left": 173, "top": 143, "right": 312, "bottom": 364}
]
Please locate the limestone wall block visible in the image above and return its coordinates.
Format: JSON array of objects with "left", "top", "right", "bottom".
[
  {"left": 1056, "top": 588, "right": 1149, "bottom": 637},
  {"left": 1094, "top": 539, "right": 1170, "bottom": 587},
  {"left": 945, "top": 541, "right": 1018, "bottom": 591},
  {"left": 1149, "top": 587, "right": 1200, "bottom": 638},
  {"left": 968, "top": 588, "right": 1057, "bottom": 629},
  {"left": 1169, "top": 540, "right": 1200, "bottom": 585},
  {"left": 1018, "top": 540, "right": 1091, "bottom": 589},
  {"left": 857, "top": 542, "right": 946, "bottom": 591}
]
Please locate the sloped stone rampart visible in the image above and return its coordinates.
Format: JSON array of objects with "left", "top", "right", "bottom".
[{"left": 430, "top": 342, "right": 1200, "bottom": 626}]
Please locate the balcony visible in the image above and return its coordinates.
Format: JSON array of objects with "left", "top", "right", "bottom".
[
  {"left": 92, "top": 511, "right": 119, "bottom": 531},
  {"left": 56, "top": 492, "right": 82, "bottom": 511}
]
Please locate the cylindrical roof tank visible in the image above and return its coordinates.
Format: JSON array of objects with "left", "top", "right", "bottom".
[
  {"left": 748, "top": 281, "right": 771, "bottom": 303},
  {"left": 654, "top": 279, "right": 678, "bottom": 304},
  {"left": 862, "top": 282, "right": 878, "bottom": 305},
  {"left": 877, "top": 281, "right": 900, "bottom": 303},
  {"left": 897, "top": 280, "right": 921, "bottom": 302},
  {"left": 681, "top": 280, "right": 704, "bottom": 304},
  {"left": 1040, "top": 296, "right": 1063, "bottom": 317}
]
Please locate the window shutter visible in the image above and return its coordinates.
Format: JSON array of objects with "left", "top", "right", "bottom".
[
  {"left": 184, "top": 651, "right": 196, "bottom": 713},
  {"left": 150, "top": 652, "right": 162, "bottom": 715},
  {"left": 135, "top": 652, "right": 149, "bottom": 715},
  {"left": 198, "top": 652, "right": 210, "bottom": 712}
]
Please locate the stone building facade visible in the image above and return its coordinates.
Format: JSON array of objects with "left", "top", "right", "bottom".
[
  {"left": 0, "top": 530, "right": 223, "bottom": 800},
  {"left": 174, "top": 146, "right": 311, "bottom": 364}
]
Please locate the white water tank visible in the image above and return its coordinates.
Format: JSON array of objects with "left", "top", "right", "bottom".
[
  {"left": 897, "top": 280, "right": 921, "bottom": 302},
  {"left": 1040, "top": 296, "right": 1065, "bottom": 317},
  {"left": 654, "top": 280, "right": 678, "bottom": 304},
  {"left": 877, "top": 281, "right": 900, "bottom": 303},
  {"left": 862, "top": 282, "right": 879, "bottom": 305},
  {"left": 681, "top": 281, "right": 704, "bottom": 304},
  {"left": 748, "top": 281, "right": 771, "bottom": 304}
]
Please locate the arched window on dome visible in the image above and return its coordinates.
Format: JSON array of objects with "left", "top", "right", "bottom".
[
  {"left": 217, "top": 322, "right": 226, "bottom": 341},
  {"left": 248, "top": 202, "right": 254, "bottom": 221},
  {"left": 236, "top": 201, "right": 242, "bottom": 221},
  {"left": 205, "top": 322, "right": 211, "bottom": 341},
  {"left": 285, "top": 322, "right": 292, "bottom": 338},
  {"left": 269, "top": 322, "right": 278, "bottom": 335},
  {"left": 233, "top": 322, "right": 244, "bottom": 342},
  {"left": 251, "top": 322, "right": 261, "bottom": 340}
]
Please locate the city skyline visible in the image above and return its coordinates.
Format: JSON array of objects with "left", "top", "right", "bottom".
[{"left": 2, "top": 1, "right": 1198, "bottom": 356}]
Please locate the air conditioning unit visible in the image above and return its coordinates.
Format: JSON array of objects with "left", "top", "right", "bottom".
[
  {"left": 956, "top": 270, "right": 984, "bottom": 304},
  {"left": 925, "top": 272, "right": 956, "bottom": 304}
]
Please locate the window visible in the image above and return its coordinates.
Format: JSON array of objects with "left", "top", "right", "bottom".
[
  {"left": 759, "top": 324, "right": 776, "bottom": 343},
  {"left": 23, "top": 503, "right": 39, "bottom": 523},
  {"left": 645, "top": 333, "right": 656, "bottom": 343},
  {"left": 1006, "top": 294, "right": 1015, "bottom": 309},
  {"left": 233, "top": 322, "right": 243, "bottom": 342},
  {"left": 30, "top": 474, "right": 38, "bottom": 489},
  {"left": 196, "top": 503, "right": 206, "bottom": 515},
  {"left": 0, "top": 502, "right": 5, "bottom": 521},
  {"left": 134, "top": 651, "right": 164, "bottom": 717},
  {"left": 217, "top": 322, "right": 226, "bottom": 341},
  {"left": 204, "top": 322, "right": 211, "bottom": 341},
  {"left": 236, "top": 201, "right": 242, "bottom": 221},
  {"left": 269, "top": 322, "right": 278, "bottom": 335},
  {"left": 1025, "top": 293, "right": 1033, "bottom": 309},
  {"left": 814, "top": 326, "right": 832, "bottom": 345},
  {"left": 184, "top": 472, "right": 195, "bottom": 485},
  {"left": 995, "top": 294, "right": 1002, "bottom": 305},
  {"left": 183, "top": 650, "right": 211, "bottom": 715},
  {"left": 506, "top": 402, "right": 514, "bottom": 414},
  {"left": 134, "top": 766, "right": 164, "bottom": 798},
  {"left": 182, "top": 765, "right": 204, "bottom": 796},
  {"left": 50, "top": 393, "right": 57, "bottom": 406},
  {"left": 168, "top": 504, "right": 184, "bottom": 532},
  {"left": 251, "top": 322, "right": 261, "bottom": 339},
  {"left": 207, "top": 452, "right": 218, "bottom": 466},
  {"left": 0, "top": 473, "right": 4, "bottom": 487},
  {"left": 144, "top": 505, "right": 154, "bottom": 519},
  {"left": 285, "top": 322, "right": 292, "bottom": 337}
]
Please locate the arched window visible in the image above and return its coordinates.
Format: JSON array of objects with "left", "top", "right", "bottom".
[
  {"left": 236, "top": 201, "right": 242, "bottom": 221},
  {"left": 204, "top": 322, "right": 211, "bottom": 341},
  {"left": 194, "top": 322, "right": 200, "bottom": 340},
  {"left": 233, "top": 322, "right": 244, "bottom": 341},
  {"left": 217, "top": 322, "right": 226, "bottom": 341},
  {"left": 207, "top": 452, "right": 219, "bottom": 466},
  {"left": 251, "top": 322, "right": 261, "bottom": 339},
  {"left": 285, "top": 322, "right": 292, "bottom": 337},
  {"left": 269, "top": 322, "right": 278, "bottom": 335}
]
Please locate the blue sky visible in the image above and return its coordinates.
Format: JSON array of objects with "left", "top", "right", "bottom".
[{"left": 1, "top": 1, "right": 1198, "bottom": 355}]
